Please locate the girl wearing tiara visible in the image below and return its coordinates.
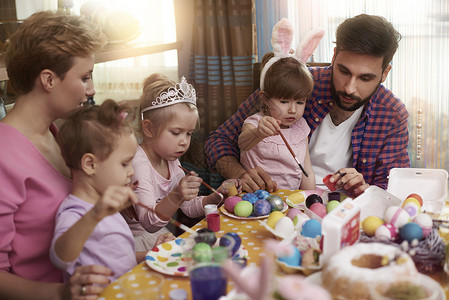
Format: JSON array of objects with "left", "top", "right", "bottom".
[
  {"left": 50, "top": 100, "right": 143, "bottom": 283},
  {"left": 238, "top": 19, "right": 323, "bottom": 190},
  {"left": 125, "top": 73, "right": 240, "bottom": 251}
]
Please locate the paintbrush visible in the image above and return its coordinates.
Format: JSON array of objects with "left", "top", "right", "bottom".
[
  {"left": 278, "top": 131, "right": 309, "bottom": 177},
  {"left": 178, "top": 165, "right": 224, "bottom": 204}
]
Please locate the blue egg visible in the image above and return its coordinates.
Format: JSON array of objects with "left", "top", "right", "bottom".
[
  {"left": 219, "top": 232, "right": 242, "bottom": 256},
  {"left": 301, "top": 219, "right": 322, "bottom": 238},
  {"left": 242, "top": 193, "right": 259, "bottom": 204},
  {"left": 400, "top": 222, "right": 423, "bottom": 242},
  {"left": 253, "top": 199, "right": 271, "bottom": 216},
  {"left": 277, "top": 245, "right": 301, "bottom": 267},
  {"left": 254, "top": 189, "right": 271, "bottom": 200}
]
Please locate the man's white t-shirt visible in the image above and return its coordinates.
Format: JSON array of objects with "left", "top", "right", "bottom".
[{"left": 309, "top": 106, "right": 363, "bottom": 189}]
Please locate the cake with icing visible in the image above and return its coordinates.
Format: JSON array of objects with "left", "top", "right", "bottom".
[{"left": 321, "top": 242, "right": 418, "bottom": 299}]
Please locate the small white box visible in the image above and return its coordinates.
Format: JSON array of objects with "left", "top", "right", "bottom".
[
  {"left": 387, "top": 168, "right": 448, "bottom": 214},
  {"left": 321, "top": 198, "right": 361, "bottom": 264}
]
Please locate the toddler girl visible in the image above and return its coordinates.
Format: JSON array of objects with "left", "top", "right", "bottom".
[
  {"left": 124, "top": 73, "right": 240, "bottom": 251},
  {"left": 239, "top": 19, "right": 323, "bottom": 190},
  {"left": 50, "top": 100, "right": 142, "bottom": 282}
]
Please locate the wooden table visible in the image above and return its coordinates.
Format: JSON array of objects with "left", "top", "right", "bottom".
[{"left": 98, "top": 189, "right": 449, "bottom": 300}]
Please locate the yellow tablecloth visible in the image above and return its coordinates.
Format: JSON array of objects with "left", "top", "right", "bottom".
[{"left": 98, "top": 189, "right": 449, "bottom": 300}]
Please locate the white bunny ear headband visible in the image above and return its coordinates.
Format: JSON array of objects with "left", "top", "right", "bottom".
[{"left": 260, "top": 18, "right": 325, "bottom": 90}]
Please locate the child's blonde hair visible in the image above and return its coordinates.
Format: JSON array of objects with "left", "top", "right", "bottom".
[
  {"left": 137, "top": 73, "right": 198, "bottom": 140},
  {"left": 57, "top": 100, "right": 133, "bottom": 170}
]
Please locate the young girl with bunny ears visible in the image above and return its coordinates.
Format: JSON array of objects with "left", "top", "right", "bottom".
[
  {"left": 124, "top": 73, "right": 241, "bottom": 251},
  {"left": 50, "top": 100, "right": 143, "bottom": 283},
  {"left": 238, "top": 19, "right": 324, "bottom": 190}
]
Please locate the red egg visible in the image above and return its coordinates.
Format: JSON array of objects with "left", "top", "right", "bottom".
[{"left": 309, "top": 202, "right": 327, "bottom": 218}]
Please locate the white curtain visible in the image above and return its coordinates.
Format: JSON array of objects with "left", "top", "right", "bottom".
[
  {"left": 287, "top": 0, "right": 449, "bottom": 172},
  {"left": 71, "top": 0, "right": 179, "bottom": 102}
]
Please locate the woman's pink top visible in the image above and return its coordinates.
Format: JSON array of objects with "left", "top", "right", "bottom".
[
  {"left": 124, "top": 146, "right": 205, "bottom": 235},
  {"left": 240, "top": 113, "right": 310, "bottom": 189},
  {"left": 0, "top": 123, "right": 72, "bottom": 282}
]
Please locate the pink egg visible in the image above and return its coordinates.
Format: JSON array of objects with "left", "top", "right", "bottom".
[
  {"left": 287, "top": 208, "right": 302, "bottom": 220},
  {"left": 413, "top": 213, "right": 433, "bottom": 237},
  {"left": 375, "top": 223, "right": 398, "bottom": 240},
  {"left": 224, "top": 196, "right": 242, "bottom": 213},
  {"left": 384, "top": 206, "right": 410, "bottom": 229},
  {"left": 309, "top": 202, "right": 326, "bottom": 218}
]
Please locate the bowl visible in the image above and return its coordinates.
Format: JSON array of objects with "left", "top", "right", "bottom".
[{"left": 0, "top": 20, "right": 23, "bottom": 47}]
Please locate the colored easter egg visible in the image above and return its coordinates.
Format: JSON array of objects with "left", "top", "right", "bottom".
[
  {"left": 384, "top": 206, "right": 410, "bottom": 229},
  {"left": 293, "top": 212, "right": 310, "bottom": 230},
  {"left": 403, "top": 197, "right": 421, "bottom": 209},
  {"left": 224, "top": 196, "right": 242, "bottom": 213},
  {"left": 194, "top": 228, "right": 217, "bottom": 246},
  {"left": 287, "top": 192, "right": 305, "bottom": 206},
  {"left": 362, "top": 216, "right": 385, "bottom": 237},
  {"left": 407, "top": 193, "right": 423, "bottom": 206},
  {"left": 193, "top": 242, "right": 212, "bottom": 262},
  {"left": 323, "top": 174, "right": 337, "bottom": 191},
  {"left": 310, "top": 202, "right": 327, "bottom": 218},
  {"left": 328, "top": 192, "right": 341, "bottom": 202},
  {"left": 413, "top": 213, "right": 433, "bottom": 237},
  {"left": 274, "top": 217, "right": 295, "bottom": 239},
  {"left": 267, "top": 211, "right": 285, "bottom": 228},
  {"left": 242, "top": 193, "right": 259, "bottom": 204},
  {"left": 305, "top": 194, "right": 323, "bottom": 209},
  {"left": 266, "top": 195, "right": 284, "bottom": 211},
  {"left": 326, "top": 200, "right": 340, "bottom": 213},
  {"left": 219, "top": 232, "right": 241, "bottom": 256},
  {"left": 375, "top": 224, "right": 398, "bottom": 240},
  {"left": 254, "top": 189, "right": 271, "bottom": 200},
  {"left": 400, "top": 222, "right": 423, "bottom": 242},
  {"left": 301, "top": 219, "right": 322, "bottom": 238},
  {"left": 287, "top": 207, "right": 302, "bottom": 220},
  {"left": 253, "top": 199, "right": 271, "bottom": 216},
  {"left": 277, "top": 244, "right": 302, "bottom": 267},
  {"left": 403, "top": 202, "right": 420, "bottom": 219},
  {"left": 234, "top": 200, "right": 253, "bottom": 217}
]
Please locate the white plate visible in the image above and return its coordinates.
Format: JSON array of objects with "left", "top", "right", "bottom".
[
  {"left": 220, "top": 202, "right": 288, "bottom": 220},
  {"left": 145, "top": 237, "right": 248, "bottom": 277}
]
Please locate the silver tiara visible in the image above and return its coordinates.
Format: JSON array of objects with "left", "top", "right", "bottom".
[{"left": 141, "top": 76, "right": 196, "bottom": 117}]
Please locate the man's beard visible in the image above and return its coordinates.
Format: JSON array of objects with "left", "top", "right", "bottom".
[{"left": 330, "top": 70, "right": 380, "bottom": 112}]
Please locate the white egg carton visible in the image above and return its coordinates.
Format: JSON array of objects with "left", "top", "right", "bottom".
[{"left": 386, "top": 168, "right": 448, "bottom": 214}]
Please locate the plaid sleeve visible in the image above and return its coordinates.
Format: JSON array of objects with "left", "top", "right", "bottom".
[{"left": 205, "top": 89, "right": 260, "bottom": 169}]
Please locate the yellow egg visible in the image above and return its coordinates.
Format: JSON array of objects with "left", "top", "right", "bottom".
[
  {"left": 403, "top": 197, "right": 421, "bottom": 208},
  {"left": 362, "top": 216, "right": 384, "bottom": 237},
  {"left": 267, "top": 211, "right": 285, "bottom": 228},
  {"left": 287, "top": 192, "right": 305, "bottom": 205}
]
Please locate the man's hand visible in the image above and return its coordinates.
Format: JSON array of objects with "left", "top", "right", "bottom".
[{"left": 329, "top": 168, "right": 369, "bottom": 197}]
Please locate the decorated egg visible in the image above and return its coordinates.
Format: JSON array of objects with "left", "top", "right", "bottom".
[
  {"left": 274, "top": 216, "right": 295, "bottom": 239},
  {"left": 406, "top": 193, "right": 423, "bottom": 206},
  {"left": 301, "top": 219, "right": 322, "bottom": 238},
  {"left": 193, "top": 242, "right": 213, "bottom": 262},
  {"left": 310, "top": 202, "right": 327, "bottom": 218},
  {"left": 400, "top": 222, "right": 423, "bottom": 242},
  {"left": 266, "top": 195, "right": 284, "bottom": 211},
  {"left": 219, "top": 232, "right": 241, "bottom": 256},
  {"left": 267, "top": 211, "right": 285, "bottom": 228},
  {"left": 402, "top": 202, "right": 420, "bottom": 219},
  {"left": 287, "top": 207, "right": 302, "bottom": 220},
  {"left": 253, "top": 199, "right": 271, "bottom": 216},
  {"left": 242, "top": 193, "right": 258, "bottom": 204},
  {"left": 384, "top": 206, "right": 410, "bottom": 229},
  {"left": 234, "top": 200, "right": 253, "bottom": 217},
  {"left": 277, "top": 244, "right": 301, "bottom": 267},
  {"left": 305, "top": 194, "right": 323, "bottom": 209},
  {"left": 402, "top": 197, "right": 421, "bottom": 209},
  {"left": 287, "top": 192, "right": 305, "bottom": 206},
  {"left": 293, "top": 211, "right": 310, "bottom": 230},
  {"left": 224, "top": 196, "right": 242, "bottom": 213},
  {"left": 375, "top": 224, "right": 398, "bottom": 240},
  {"left": 254, "top": 189, "right": 271, "bottom": 200},
  {"left": 323, "top": 174, "right": 337, "bottom": 191},
  {"left": 326, "top": 200, "right": 340, "bottom": 213},
  {"left": 194, "top": 228, "right": 217, "bottom": 246},
  {"left": 328, "top": 192, "right": 341, "bottom": 202},
  {"left": 362, "top": 216, "right": 384, "bottom": 237},
  {"left": 413, "top": 213, "right": 433, "bottom": 237}
]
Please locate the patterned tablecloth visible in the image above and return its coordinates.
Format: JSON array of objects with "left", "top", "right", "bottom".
[{"left": 98, "top": 189, "right": 449, "bottom": 300}]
